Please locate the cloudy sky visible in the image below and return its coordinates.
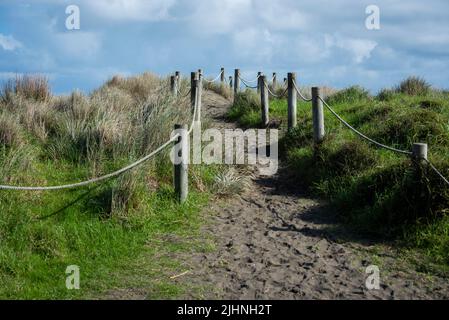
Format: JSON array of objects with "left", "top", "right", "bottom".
[{"left": 0, "top": 0, "right": 448, "bottom": 94}]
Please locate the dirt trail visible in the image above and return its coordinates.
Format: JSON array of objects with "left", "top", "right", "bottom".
[{"left": 175, "top": 91, "right": 449, "bottom": 300}]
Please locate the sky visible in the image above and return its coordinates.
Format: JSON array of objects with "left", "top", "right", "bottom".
[{"left": 0, "top": 0, "right": 448, "bottom": 94}]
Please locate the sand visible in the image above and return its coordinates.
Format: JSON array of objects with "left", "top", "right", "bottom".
[{"left": 173, "top": 91, "right": 449, "bottom": 300}]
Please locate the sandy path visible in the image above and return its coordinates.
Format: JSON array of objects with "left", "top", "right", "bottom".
[{"left": 176, "top": 91, "right": 449, "bottom": 300}]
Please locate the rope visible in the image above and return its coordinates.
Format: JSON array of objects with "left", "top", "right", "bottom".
[
  {"left": 239, "top": 76, "right": 259, "bottom": 89},
  {"left": 0, "top": 136, "right": 178, "bottom": 191},
  {"left": 318, "top": 96, "right": 412, "bottom": 156},
  {"left": 0, "top": 87, "right": 201, "bottom": 191},
  {"left": 202, "top": 70, "right": 224, "bottom": 83},
  {"left": 293, "top": 80, "right": 312, "bottom": 102},
  {"left": 425, "top": 159, "right": 449, "bottom": 187},
  {"left": 265, "top": 83, "right": 288, "bottom": 98},
  {"left": 177, "top": 87, "right": 191, "bottom": 98},
  {"left": 239, "top": 74, "right": 261, "bottom": 83}
]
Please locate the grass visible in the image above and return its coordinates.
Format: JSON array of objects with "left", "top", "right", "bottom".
[
  {"left": 203, "top": 81, "right": 233, "bottom": 100},
  {"left": 0, "top": 73, "right": 225, "bottom": 299},
  {"left": 227, "top": 77, "right": 449, "bottom": 269}
]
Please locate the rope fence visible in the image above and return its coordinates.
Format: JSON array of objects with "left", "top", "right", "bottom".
[
  {"left": 230, "top": 68, "right": 449, "bottom": 188},
  {"left": 318, "top": 96, "right": 412, "bottom": 155},
  {"left": 202, "top": 70, "right": 224, "bottom": 83},
  {"left": 0, "top": 73, "right": 202, "bottom": 200},
  {"left": 2, "top": 66, "right": 448, "bottom": 200}
]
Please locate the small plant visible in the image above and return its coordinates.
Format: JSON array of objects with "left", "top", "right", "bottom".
[
  {"left": 213, "top": 167, "right": 250, "bottom": 196},
  {"left": 377, "top": 88, "right": 395, "bottom": 101},
  {"left": 327, "top": 86, "right": 371, "bottom": 105},
  {"left": 396, "top": 76, "right": 430, "bottom": 96}
]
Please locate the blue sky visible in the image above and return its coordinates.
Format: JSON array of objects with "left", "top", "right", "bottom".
[{"left": 0, "top": 0, "right": 448, "bottom": 94}]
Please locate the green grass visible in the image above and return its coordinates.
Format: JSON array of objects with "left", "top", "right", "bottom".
[
  {"left": 0, "top": 74, "right": 222, "bottom": 299},
  {"left": 0, "top": 148, "right": 217, "bottom": 299},
  {"left": 228, "top": 81, "right": 449, "bottom": 268}
]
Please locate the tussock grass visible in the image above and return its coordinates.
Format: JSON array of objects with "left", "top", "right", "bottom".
[
  {"left": 213, "top": 167, "right": 251, "bottom": 196},
  {"left": 397, "top": 76, "right": 431, "bottom": 96},
  {"left": 228, "top": 77, "right": 449, "bottom": 267},
  {"left": 1, "top": 75, "right": 51, "bottom": 103}
]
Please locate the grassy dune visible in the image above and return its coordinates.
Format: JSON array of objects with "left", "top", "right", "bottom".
[
  {"left": 0, "top": 74, "right": 223, "bottom": 299},
  {"left": 228, "top": 78, "right": 449, "bottom": 269}
]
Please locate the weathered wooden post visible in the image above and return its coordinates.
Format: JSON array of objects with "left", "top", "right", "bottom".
[
  {"left": 190, "top": 72, "right": 198, "bottom": 114},
  {"left": 260, "top": 75, "right": 269, "bottom": 126},
  {"left": 220, "top": 67, "right": 225, "bottom": 84},
  {"left": 272, "top": 72, "right": 277, "bottom": 89},
  {"left": 257, "top": 72, "right": 262, "bottom": 94},
  {"left": 229, "top": 76, "right": 233, "bottom": 90},
  {"left": 412, "top": 143, "right": 428, "bottom": 162},
  {"left": 288, "top": 72, "right": 297, "bottom": 130},
  {"left": 170, "top": 75, "right": 177, "bottom": 97},
  {"left": 174, "top": 124, "right": 188, "bottom": 203},
  {"left": 197, "top": 73, "right": 203, "bottom": 121},
  {"left": 312, "top": 87, "right": 325, "bottom": 143},
  {"left": 175, "top": 71, "right": 181, "bottom": 88},
  {"left": 234, "top": 69, "right": 240, "bottom": 95}
]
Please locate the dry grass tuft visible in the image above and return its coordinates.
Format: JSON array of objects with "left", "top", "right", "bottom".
[{"left": 2, "top": 75, "right": 51, "bottom": 102}]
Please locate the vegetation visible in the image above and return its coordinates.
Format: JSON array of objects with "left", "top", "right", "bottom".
[
  {"left": 0, "top": 74, "right": 226, "bottom": 299},
  {"left": 227, "top": 77, "right": 449, "bottom": 268},
  {"left": 203, "top": 81, "right": 233, "bottom": 100}
]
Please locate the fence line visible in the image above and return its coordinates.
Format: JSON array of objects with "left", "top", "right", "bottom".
[
  {"left": 0, "top": 77, "right": 202, "bottom": 192},
  {"left": 230, "top": 68, "right": 449, "bottom": 187},
  {"left": 239, "top": 75, "right": 259, "bottom": 89},
  {"left": 2, "top": 67, "right": 448, "bottom": 192},
  {"left": 265, "top": 82, "right": 288, "bottom": 98},
  {"left": 293, "top": 80, "right": 312, "bottom": 102},
  {"left": 318, "top": 96, "right": 412, "bottom": 155},
  {"left": 202, "top": 70, "right": 224, "bottom": 83},
  {"left": 426, "top": 159, "right": 449, "bottom": 187},
  {"left": 239, "top": 74, "right": 261, "bottom": 83},
  {"left": 0, "top": 136, "right": 178, "bottom": 191}
]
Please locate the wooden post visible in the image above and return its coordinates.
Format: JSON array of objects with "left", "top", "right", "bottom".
[
  {"left": 257, "top": 72, "right": 262, "bottom": 94},
  {"left": 229, "top": 76, "right": 233, "bottom": 90},
  {"left": 190, "top": 72, "right": 198, "bottom": 114},
  {"left": 175, "top": 71, "right": 181, "bottom": 88},
  {"left": 234, "top": 69, "right": 240, "bottom": 95},
  {"left": 174, "top": 124, "right": 188, "bottom": 203},
  {"left": 197, "top": 73, "right": 203, "bottom": 121},
  {"left": 288, "top": 72, "right": 297, "bottom": 130},
  {"left": 220, "top": 67, "right": 225, "bottom": 84},
  {"left": 312, "top": 87, "right": 325, "bottom": 143},
  {"left": 272, "top": 72, "right": 277, "bottom": 89},
  {"left": 412, "top": 143, "right": 428, "bottom": 162},
  {"left": 260, "top": 75, "right": 269, "bottom": 126},
  {"left": 170, "top": 76, "right": 177, "bottom": 97}
]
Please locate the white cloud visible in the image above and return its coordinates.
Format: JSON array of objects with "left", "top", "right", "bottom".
[
  {"left": 191, "top": 0, "right": 252, "bottom": 34},
  {"left": 325, "top": 34, "right": 378, "bottom": 64},
  {"left": 0, "top": 34, "right": 22, "bottom": 51},
  {"left": 83, "top": 0, "right": 176, "bottom": 21},
  {"left": 253, "top": 0, "right": 309, "bottom": 30}
]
